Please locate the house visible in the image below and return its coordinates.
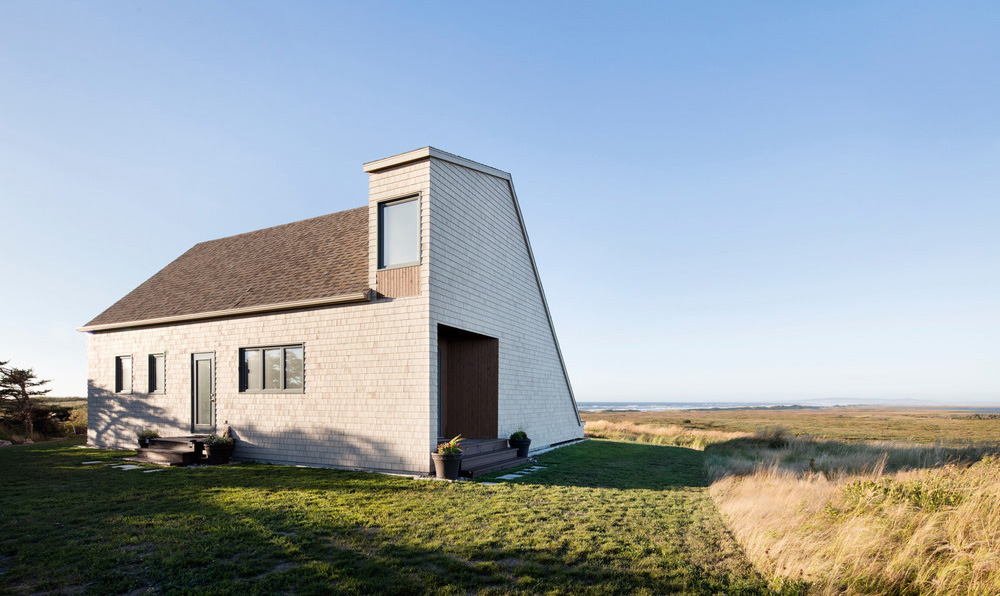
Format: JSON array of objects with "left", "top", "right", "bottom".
[{"left": 80, "top": 147, "right": 584, "bottom": 474}]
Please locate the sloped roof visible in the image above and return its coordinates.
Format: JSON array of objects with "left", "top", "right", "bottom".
[{"left": 84, "top": 206, "right": 370, "bottom": 329}]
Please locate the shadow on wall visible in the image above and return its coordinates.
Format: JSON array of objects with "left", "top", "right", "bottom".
[
  {"left": 230, "top": 421, "right": 432, "bottom": 475},
  {"left": 88, "top": 379, "right": 431, "bottom": 473},
  {"left": 87, "top": 380, "right": 184, "bottom": 449}
]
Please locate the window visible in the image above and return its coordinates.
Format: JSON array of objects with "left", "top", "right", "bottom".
[
  {"left": 378, "top": 196, "right": 420, "bottom": 269},
  {"left": 240, "top": 345, "right": 304, "bottom": 393},
  {"left": 115, "top": 355, "right": 132, "bottom": 393},
  {"left": 148, "top": 353, "right": 165, "bottom": 393}
]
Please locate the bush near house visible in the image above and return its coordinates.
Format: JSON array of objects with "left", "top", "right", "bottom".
[{"left": 0, "top": 396, "right": 87, "bottom": 444}]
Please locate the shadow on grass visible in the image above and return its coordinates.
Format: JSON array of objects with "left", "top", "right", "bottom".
[{"left": 0, "top": 438, "right": 781, "bottom": 595}]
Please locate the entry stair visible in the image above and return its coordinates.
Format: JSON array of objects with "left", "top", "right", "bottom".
[
  {"left": 127, "top": 436, "right": 208, "bottom": 466},
  {"left": 449, "top": 438, "right": 527, "bottom": 478}
]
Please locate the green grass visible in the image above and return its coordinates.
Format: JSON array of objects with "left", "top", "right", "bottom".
[{"left": 0, "top": 437, "right": 789, "bottom": 595}]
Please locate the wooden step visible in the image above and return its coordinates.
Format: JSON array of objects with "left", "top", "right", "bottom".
[
  {"left": 130, "top": 435, "right": 209, "bottom": 466},
  {"left": 462, "top": 446, "right": 520, "bottom": 467},
  {"left": 149, "top": 436, "right": 207, "bottom": 451},
  {"left": 130, "top": 448, "right": 198, "bottom": 466},
  {"left": 459, "top": 438, "right": 509, "bottom": 456},
  {"left": 462, "top": 455, "right": 528, "bottom": 478}
]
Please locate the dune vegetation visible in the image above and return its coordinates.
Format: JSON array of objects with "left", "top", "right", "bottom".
[{"left": 581, "top": 408, "right": 1000, "bottom": 595}]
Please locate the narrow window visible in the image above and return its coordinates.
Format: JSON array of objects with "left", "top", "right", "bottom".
[
  {"left": 115, "top": 355, "right": 132, "bottom": 393},
  {"left": 242, "top": 349, "right": 262, "bottom": 392},
  {"left": 378, "top": 197, "right": 420, "bottom": 269},
  {"left": 148, "top": 354, "right": 165, "bottom": 393},
  {"left": 239, "top": 344, "right": 304, "bottom": 393},
  {"left": 284, "top": 346, "right": 303, "bottom": 390},
  {"left": 263, "top": 348, "right": 281, "bottom": 390}
]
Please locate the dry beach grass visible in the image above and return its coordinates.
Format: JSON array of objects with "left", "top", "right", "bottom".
[{"left": 581, "top": 408, "right": 1000, "bottom": 595}]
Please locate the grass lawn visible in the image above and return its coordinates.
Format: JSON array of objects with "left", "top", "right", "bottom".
[
  {"left": 0, "top": 437, "right": 783, "bottom": 595},
  {"left": 582, "top": 406, "right": 1000, "bottom": 443}
]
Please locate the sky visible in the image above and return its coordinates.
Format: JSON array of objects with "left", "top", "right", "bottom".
[{"left": 1, "top": 2, "right": 997, "bottom": 403}]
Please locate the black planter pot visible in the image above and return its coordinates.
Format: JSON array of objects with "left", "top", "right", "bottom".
[
  {"left": 432, "top": 452, "right": 463, "bottom": 480},
  {"left": 509, "top": 438, "right": 531, "bottom": 458},
  {"left": 204, "top": 445, "right": 235, "bottom": 465},
  {"left": 138, "top": 437, "right": 153, "bottom": 449}
]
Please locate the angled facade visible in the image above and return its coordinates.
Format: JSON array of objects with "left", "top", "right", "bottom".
[{"left": 80, "top": 148, "right": 583, "bottom": 474}]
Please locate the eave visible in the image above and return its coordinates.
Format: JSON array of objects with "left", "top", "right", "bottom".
[{"left": 78, "top": 291, "right": 372, "bottom": 333}]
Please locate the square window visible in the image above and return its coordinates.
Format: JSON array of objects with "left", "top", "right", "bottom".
[
  {"left": 115, "top": 355, "right": 132, "bottom": 393},
  {"left": 378, "top": 197, "right": 420, "bottom": 269}
]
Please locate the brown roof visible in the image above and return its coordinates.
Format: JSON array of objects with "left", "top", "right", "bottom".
[{"left": 85, "top": 207, "right": 369, "bottom": 328}]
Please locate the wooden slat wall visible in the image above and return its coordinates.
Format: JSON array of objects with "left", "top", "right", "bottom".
[
  {"left": 440, "top": 327, "right": 499, "bottom": 440},
  {"left": 376, "top": 265, "right": 420, "bottom": 298}
]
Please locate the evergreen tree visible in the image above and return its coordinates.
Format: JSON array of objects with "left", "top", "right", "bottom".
[{"left": 0, "top": 361, "right": 51, "bottom": 436}]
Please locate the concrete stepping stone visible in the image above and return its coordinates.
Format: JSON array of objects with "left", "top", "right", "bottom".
[
  {"left": 81, "top": 461, "right": 103, "bottom": 465},
  {"left": 142, "top": 469, "right": 164, "bottom": 473},
  {"left": 479, "top": 482, "right": 498, "bottom": 486},
  {"left": 496, "top": 474, "right": 522, "bottom": 480},
  {"left": 112, "top": 465, "right": 144, "bottom": 470}
]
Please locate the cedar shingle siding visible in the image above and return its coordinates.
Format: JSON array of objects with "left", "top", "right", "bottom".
[{"left": 87, "top": 207, "right": 368, "bottom": 327}]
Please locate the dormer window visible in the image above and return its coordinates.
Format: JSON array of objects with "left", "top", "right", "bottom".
[{"left": 378, "top": 196, "right": 420, "bottom": 269}]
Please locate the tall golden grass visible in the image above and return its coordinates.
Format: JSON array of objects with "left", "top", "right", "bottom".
[
  {"left": 585, "top": 419, "right": 1000, "bottom": 594},
  {"left": 583, "top": 419, "right": 745, "bottom": 450}
]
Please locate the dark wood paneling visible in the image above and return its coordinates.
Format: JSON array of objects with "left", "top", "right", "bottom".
[
  {"left": 376, "top": 266, "right": 420, "bottom": 298},
  {"left": 440, "top": 326, "right": 499, "bottom": 440}
]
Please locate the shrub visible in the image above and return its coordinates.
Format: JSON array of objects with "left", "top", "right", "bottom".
[
  {"left": 205, "top": 434, "right": 234, "bottom": 448},
  {"left": 751, "top": 426, "right": 791, "bottom": 449}
]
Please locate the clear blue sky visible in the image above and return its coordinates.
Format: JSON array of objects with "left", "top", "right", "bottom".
[{"left": 1, "top": 2, "right": 997, "bottom": 403}]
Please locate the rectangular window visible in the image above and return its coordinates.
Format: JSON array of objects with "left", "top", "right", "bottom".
[
  {"left": 148, "top": 353, "right": 165, "bottom": 393},
  {"left": 378, "top": 196, "right": 420, "bottom": 269},
  {"left": 240, "top": 345, "right": 304, "bottom": 393},
  {"left": 115, "top": 355, "right": 132, "bottom": 393}
]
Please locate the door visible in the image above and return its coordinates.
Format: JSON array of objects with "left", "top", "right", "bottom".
[
  {"left": 439, "top": 325, "right": 499, "bottom": 439},
  {"left": 192, "top": 353, "right": 215, "bottom": 433}
]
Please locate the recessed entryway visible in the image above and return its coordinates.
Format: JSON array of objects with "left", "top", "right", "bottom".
[{"left": 438, "top": 325, "right": 498, "bottom": 440}]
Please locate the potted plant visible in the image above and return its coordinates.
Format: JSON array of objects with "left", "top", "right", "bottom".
[
  {"left": 137, "top": 428, "right": 159, "bottom": 449},
  {"left": 508, "top": 429, "right": 531, "bottom": 458},
  {"left": 203, "top": 434, "right": 235, "bottom": 464},
  {"left": 432, "top": 435, "right": 463, "bottom": 480}
]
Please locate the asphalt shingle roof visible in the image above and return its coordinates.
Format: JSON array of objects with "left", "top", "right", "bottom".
[{"left": 85, "top": 206, "right": 369, "bottom": 327}]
